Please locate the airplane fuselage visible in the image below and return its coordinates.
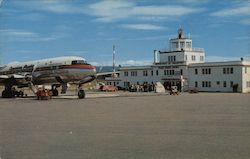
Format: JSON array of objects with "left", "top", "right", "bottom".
[{"left": 0, "top": 56, "right": 96, "bottom": 98}]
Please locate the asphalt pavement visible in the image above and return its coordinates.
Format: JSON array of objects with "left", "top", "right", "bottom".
[{"left": 0, "top": 92, "right": 250, "bottom": 159}]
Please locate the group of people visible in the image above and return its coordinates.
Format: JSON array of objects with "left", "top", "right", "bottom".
[{"left": 128, "top": 84, "right": 155, "bottom": 92}]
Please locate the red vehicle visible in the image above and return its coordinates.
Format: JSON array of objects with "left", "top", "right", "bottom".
[{"left": 36, "top": 89, "right": 52, "bottom": 100}]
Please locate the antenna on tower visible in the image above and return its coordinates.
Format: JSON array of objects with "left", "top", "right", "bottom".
[{"left": 112, "top": 45, "right": 115, "bottom": 73}]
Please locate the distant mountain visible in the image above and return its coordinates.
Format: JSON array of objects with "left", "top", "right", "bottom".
[{"left": 96, "top": 66, "right": 120, "bottom": 73}]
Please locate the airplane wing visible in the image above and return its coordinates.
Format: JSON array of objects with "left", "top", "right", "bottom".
[
  {"left": 0, "top": 74, "right": 30, "bottom": 86},
  {"left": 0, "top": 75, "right": 9, "bottom": 79},
  {"left": 0, "top": 74, "right": 26, "bottom": 79}
]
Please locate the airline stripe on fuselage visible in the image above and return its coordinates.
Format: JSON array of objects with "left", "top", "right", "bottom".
[{"left": 62, "top": 64, "right": 96, "bottom": 69}]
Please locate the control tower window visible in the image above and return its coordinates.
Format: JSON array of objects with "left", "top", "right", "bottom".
[
  {"left": 180, "top": 42, "right": 184, "bottom": 49},
  {"left": 72, "top": 60, "right": 87, "bottom": 65},
  {"left": 186, "top": 42, "right": 191, "bottom": 48}
]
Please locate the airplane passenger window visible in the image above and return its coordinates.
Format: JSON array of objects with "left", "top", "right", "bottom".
[{"left": 72, "top": 60, "right": 87, "bottom": 65}]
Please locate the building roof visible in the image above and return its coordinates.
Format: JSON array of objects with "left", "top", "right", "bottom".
[
  {"left": 189, "top": 60, "right": 250, "bottom": 67},
  {"left": 119, "top": 66, "right": 152, "bottom": 71}
]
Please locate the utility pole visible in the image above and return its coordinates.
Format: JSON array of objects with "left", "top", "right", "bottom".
[{"left": 112, "top": 45, "right": 118, "bottom": 78}]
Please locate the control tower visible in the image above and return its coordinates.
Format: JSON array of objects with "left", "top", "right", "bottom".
[{"left": 156, "top": 27, "right": 205, "bottom": 65}]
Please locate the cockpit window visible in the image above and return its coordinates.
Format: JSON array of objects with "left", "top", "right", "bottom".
[{"left": 71, "top": 60, "right": 88, "bottom": 65}]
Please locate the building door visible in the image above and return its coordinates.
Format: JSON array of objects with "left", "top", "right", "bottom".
[{"left": 163, "top": 81, "right": 171, "bottom": 90}]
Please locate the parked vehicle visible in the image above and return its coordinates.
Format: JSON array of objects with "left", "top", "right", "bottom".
[{"left": 169, "top": 86, "right": 179, "bottom": 95}]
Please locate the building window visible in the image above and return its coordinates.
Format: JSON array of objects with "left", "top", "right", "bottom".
[
  {"left": 164, "top": 70, "right": 167, "bottom": 75},
  {"left": 143, "top": 70, "right": 148, "bottom": 76},
  {"left": 230, "top": 81, "right": 234, "bottom": 87},
  {"left": 185, "top": 55, "right": 188, "bottom": 61},
  {"left": 191, "top": 55, "right": 196, "bottom": 61},
  {"left": 131, "top": 71, "right": 137, "bottom": 76},
  {"left": 180, "top": 42, "right": 184, "bottom": 49},
  {"left": 223, "top": 68, "right": 226, "bottom": 74},
  {"left": 195, "top": 69, "right": 198, "bottom": 75},
  {"left": 165, "top": 70, "right": 175, "bottom": 76},
  {"left": 195, "top": 81, "right": 198, "bottom": 87},
  {"left": 124, "top": 82, "right": 130, "bottom": 88},
  {"left": 200, "top": 56, "right": 204, "bottom": 61},
  {"left": 223, "top": 67, "right": 234, "bottom": 74},
  {"left": 124, "top": 71, "right": 128, "bottom": 76},
  {"left": 202, "top": 68, "right": 211, "bottom": 74},
  {"left": 230, "top": 68, "right": 233, "bottom": 74},
  {"left": 151, "top": 70, "right": 153, "bottom": 76},
  {"left": 171, "top": 70, "right": 175, "bottom": 75},
  {"left": 168, "top": 56, "right": 176, "bottom": 62},
  {"left": 245, "top": 67, "right": 248, "bottom": 74},
  {"left": 217, "top": 81, "right": 220, "bottom": 85},
  {"left": 156, "top": 70, "right": 159, "bottom": 76},
  {"left": 223, "top": 81, "right": 227, "bottom": 87},
  {"left": 202, "top": 81, "right": 211, "bottom": 87},
  {"left": 247, "top": 81, "right": 250, "bottom": 88},
  {"left": 180, "top": 69, "right": 183, "bottom": 75}
]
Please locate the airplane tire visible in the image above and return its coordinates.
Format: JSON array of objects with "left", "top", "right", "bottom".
[
  {"left": 52, "top": 89, "right": 59, "bottom": 96},
  {"left": 78, "top": 90, "right": 85, "bottom": 99}
]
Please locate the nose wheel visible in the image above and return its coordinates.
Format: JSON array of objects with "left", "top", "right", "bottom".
[{"left": 78, "top": 89, "right": 85, "bottom": 99}]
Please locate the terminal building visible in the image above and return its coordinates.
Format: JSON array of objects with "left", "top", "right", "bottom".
[{"left": 105, "top": 28, "right": 250, "bottom": 93}]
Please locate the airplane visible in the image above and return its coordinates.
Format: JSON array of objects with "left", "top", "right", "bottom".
[{"left": 0, "top": 56, "right": 96, "bottom": 99}]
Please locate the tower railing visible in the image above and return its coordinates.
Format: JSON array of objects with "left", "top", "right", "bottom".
[{"left": 160, "top": 47, "right": 204, "bottom": 52}]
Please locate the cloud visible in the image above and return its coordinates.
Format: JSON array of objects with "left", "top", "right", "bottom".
[
  {"left": 210, "top": 4, "right": 250, "bottom": 17},
  {"left": 87, "top": 1, "right": 204, "bottom": 22},
  {"left": 120, "top": 60, "right": 152, "bottom": 66},
  {"left": 0, "top": 29, "right": 64, "bottom": 42},
  {"left": 124, "top": 35, "right": 168, "bottom": 41},
  {"left": 87, "top": 1, "right": 134, "bottom": 22},
  {"left": 176, "top": 0, "right": 210, "bottom": 4},
  {"left": 234, "top": 36, "right": 250, "bottom": 40},
  {"left": 132, "top": 5, "right": 203, "bottom": 16},
  {"left": 0, "top": 29, "right": 38, "bottom": 38},
  {"left": 240, "top": 19, "right": 250, "bottom": 25},
  {"left": 205, "top": 56, "right": 246, "bottom": 62},
  {"left": 90, "top": 59, "right": 152, "bottom": 66},
  {"left": 120, "top": 24, "right": 166, "bottom": 30},
  {"left": 12, "top": 0, "right": 84, "bottom": 14}
]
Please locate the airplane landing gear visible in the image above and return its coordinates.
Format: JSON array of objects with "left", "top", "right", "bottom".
[
  {"left": 51, "top": 85, "right": 59, "bottom": 96},
  {"left": 1, "top": 84, "right": 24, "bottom": 98},
  {"left": 2, "top": 89, "right": 14, "bottom": 98},
  {"left": 78, "top": 89, "right": 85, "bottom": 99},
  {"left": 52, "top": 89, "right": 59, "bottom": 96}
]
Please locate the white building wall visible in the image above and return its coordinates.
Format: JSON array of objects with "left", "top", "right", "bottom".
[
  {"left": 159, "top": 52, "right": 185, "bottom": 63},
  {"left": 188, "top": 63, "right": 246, "bottom": 92},
  {"left": 242, "top": 65, "right": 250, "bottom": 93},
  {"left": 185, "top": 51, "right": 205, "bottom": 65}
]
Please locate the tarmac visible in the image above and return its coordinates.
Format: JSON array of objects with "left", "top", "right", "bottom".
[{"left": 0, "top": 92, "right": 250, "bottom": 159}]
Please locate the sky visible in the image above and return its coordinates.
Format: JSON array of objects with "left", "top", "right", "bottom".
[{"left": 0, "top": 0, "right": 249, "bottom": 66}]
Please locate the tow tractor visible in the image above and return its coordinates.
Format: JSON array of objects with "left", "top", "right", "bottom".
[
  {"left": 169, "top": 86, "right": 179, "bottom": 95},
  {"left": 36, "top": 86, "right": 52, "bottom": 100}
]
